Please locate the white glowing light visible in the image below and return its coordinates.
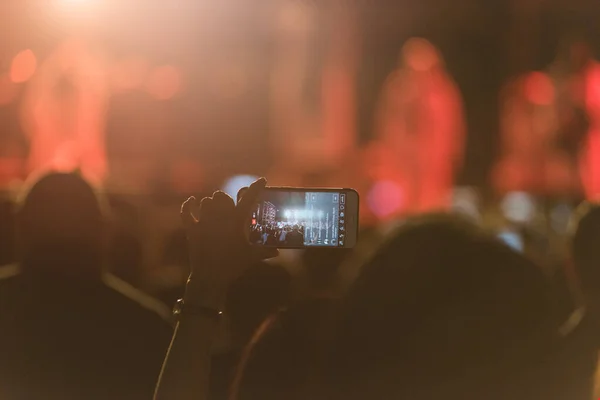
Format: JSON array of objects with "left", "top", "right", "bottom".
[
  {"left": 54, "top": 0, "right": 94, "bottom": 9},
  {"left": 222, "top": 175, "right": 259, "bottom": 204},
  {"left": 501, "top": 192, "right": 536, "bottom": 224}
]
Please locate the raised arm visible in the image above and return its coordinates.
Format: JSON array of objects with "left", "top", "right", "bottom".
[{"left": 154, "top": 178, "right": 277, "bottom": 400}]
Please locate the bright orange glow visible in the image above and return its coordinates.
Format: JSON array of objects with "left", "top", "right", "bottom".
[
  {"left": 10, "top": 49, "right": 37, "bottom": 83},
  {"left": 402, "top": 38, "right": 440, "bottom": 72},
  {"left": 0, "top": 74, "right": 18, "bottom": 105},
  {"left": 524, "top": 72, "right": 555, "bottom": 105},
  {"left": 145, "top": 65, "right": 182, "bottom": 100},
  {"left": 20, "top": 38, "right": 109, "bottom": 185}
]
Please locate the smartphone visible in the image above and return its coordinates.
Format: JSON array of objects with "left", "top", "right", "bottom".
[{"left": 243, "top": 187, "right": 359, "bottom": 248}]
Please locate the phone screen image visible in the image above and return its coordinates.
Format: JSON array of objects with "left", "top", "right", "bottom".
[{"left": 247, "top": 188, "right": 358, "bottom": 248}]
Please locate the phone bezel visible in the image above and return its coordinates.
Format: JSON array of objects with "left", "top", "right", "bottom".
[{"left": 244, "top": 186, "right": 359, "bottom": 249}]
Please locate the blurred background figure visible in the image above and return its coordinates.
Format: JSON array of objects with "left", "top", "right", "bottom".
[
  {"left": 494, "top": 36, "right": 595, "bottom": 198},
  {"left": 581, "top": 43, "right": 600, "bottom": 200},
  {"left": 0, "top": 172, "right": 171, "bottom": 399},
  {"left": 21, "top": 39, "right": 109, "bottom": 186},
  {"left": 268, "top": 0, "right": 359, "bottom": 187},
  {"left": 370, "top": 38, "right": 465, "bottom": 218},
  {"left": 568, "top": 202, "right": 600, "bottom": 399},
  {"left": 323, "top": 214, "right": 595, "bottom": 400}
]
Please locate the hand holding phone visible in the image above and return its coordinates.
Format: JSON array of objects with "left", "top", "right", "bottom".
[
  {"left": 181, "top": 178, "right": 279, "bottom": 308},
  {"left": 242, "top": 187, "right": 359, "bottom": 249}
]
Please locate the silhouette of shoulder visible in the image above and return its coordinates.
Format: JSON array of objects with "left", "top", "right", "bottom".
[
  {"left": 102, "top": 272, "right": 173, "bottom": 323},
  {"left": 0, "top": 264, "right": 171, "bottom": 323},
  {"left": 0, "top": 264, "right": 173, "bottom": 400}
]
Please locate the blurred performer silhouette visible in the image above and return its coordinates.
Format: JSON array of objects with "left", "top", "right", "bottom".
[
  {"left": 494, "top": 37, "right": 594, "bottom": 197},
  {"left": 21, "top": 39, "right": 109, "bottom": 186},
  {"left": 268, "top": 0, "right": 359, "bottom": 187},
  {"left": 581, "top": 46, "right": 600, "bottom": 200},
  {"left": 371, "top": 38, "right": 465, "bottom": 215}
]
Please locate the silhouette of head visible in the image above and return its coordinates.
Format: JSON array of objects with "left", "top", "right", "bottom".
[
  {"left": 108, "top": 230, "right": 143, "bottom": 284},
  {"left": 325, "top": 214, "right": 577, "bottom": 400},
  {"left": 302, "top": 248, "right": 350, "bottom": 294},
  {"left": 16, "top": 171, "right": 106, "bottom": 277},
  {"left": 0, "top": 199, "right": 16, "bottom": 266},
  {"left": 570, "top": 202, "right": 600, "bottom": 296},
  {"left": 401, "top": 37, "right": 442, "bottom": 72}
]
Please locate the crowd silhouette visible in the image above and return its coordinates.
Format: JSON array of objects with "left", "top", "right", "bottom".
[
  {"left": 0, "top": 172, "right": 172, "bottom": 399},
  {"left": 0, "top": 172, "right": 600, "bottom": 399}
]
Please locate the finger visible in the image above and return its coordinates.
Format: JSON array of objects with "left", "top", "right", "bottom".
[
  {"left": 252, "top": 246, "right": 279, "bottom": 260},
  {"left": 180, "top": 196, "right": 199, "bottom": 229},
  {"left": 213, "top": 190, "right": 236, "bottom": 213},
  {"left": 259, "top": 247, "right": 280, "bottom": 260},
  {"left": 197, "top": 196, "right": 215, "bottom": 224},
  {"left": 237, "top": 177, "right": 266, "bottom": 218},
  {"left": 237, "top": 187, "right": 248, "bottom": 204},
  {"left": 212, "top": 191, "right": 236, "bottom": 227}
]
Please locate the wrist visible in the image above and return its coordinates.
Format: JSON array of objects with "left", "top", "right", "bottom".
[
  {"left": 184, "top": 278, "right": 227, "bottom": 310},
  {"left": 173, "top": 298, "right": 223, "bottom": 322}
]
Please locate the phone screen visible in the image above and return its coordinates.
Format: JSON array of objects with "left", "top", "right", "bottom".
[{"left": 246, "top": 187, "right": 358, "bottom": 248}]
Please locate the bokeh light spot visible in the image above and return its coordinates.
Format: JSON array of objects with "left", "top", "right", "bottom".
[
  {"left": 367, "top": 180, "right": 404, "bottom": 218},
  {"left": 10, "top": 49, "right": 37, "bottom": 83},
  {"left": 497, "top": 229, "right": 524, "bottom": 253},
  {"left": 501, "top": 191, "right": 536, "bottom": 224}
]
